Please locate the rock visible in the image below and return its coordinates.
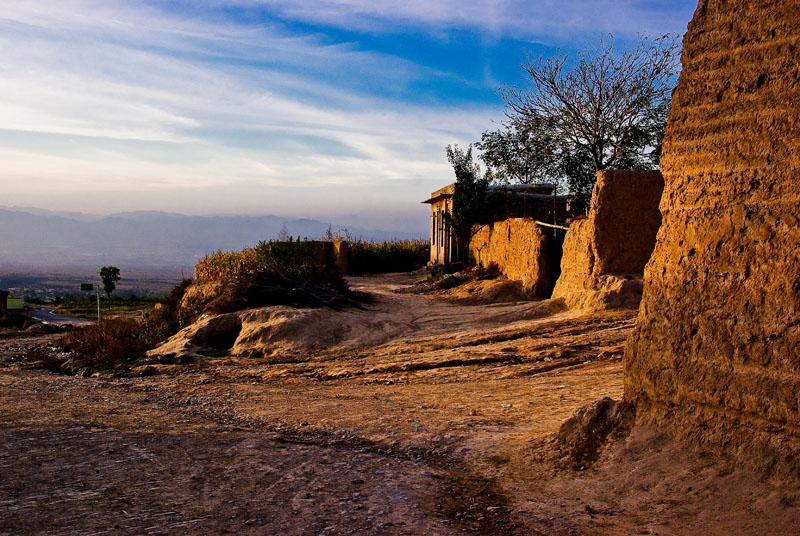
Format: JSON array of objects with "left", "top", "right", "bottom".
[
  {"left": 552, "top": 170, "right": 664, "bottom": 311},
  {"left": 148, "top": 312, "right": 241, "bottom": 360},
  {"left": 150, "top": 302, "right": 415, "bottom": 361},
  {"left": 624, "top": 0, "right": 800, "bottom": 471}
]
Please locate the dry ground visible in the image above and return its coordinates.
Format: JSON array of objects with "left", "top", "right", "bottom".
[{"left": 2, "top": 272, "right": 799, "bottom": 535}]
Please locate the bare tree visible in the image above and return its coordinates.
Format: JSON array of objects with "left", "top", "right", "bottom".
[{"left": 500, "top": 35, "right": 680, "bottom": 172}]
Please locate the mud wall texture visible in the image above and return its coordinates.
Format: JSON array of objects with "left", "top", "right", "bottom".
[
  {"left": 552, "top": 170, "right": 664, "bottom": 310},
  {"left": 469, "top": 218, "right": 561, "bottom": 297},
  {"left": 624, "top": 0, "right": 800, "bottom": 470}
]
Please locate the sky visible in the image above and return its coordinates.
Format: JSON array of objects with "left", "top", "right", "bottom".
[{"left": 0, "top": 0, "right": 698, "bottom": 233}]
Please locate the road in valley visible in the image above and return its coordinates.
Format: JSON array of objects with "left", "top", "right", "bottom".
[{"left": 27, "top": 307, "right": 92, "bottom": 326}]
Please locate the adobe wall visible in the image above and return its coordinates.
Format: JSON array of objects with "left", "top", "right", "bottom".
[
  {"left": 552, "top": 170, "right": 664, "bottom": 310},
  {"left": 624, "top": 0, "right": 800, "bottom": 470},
  {"left": 309, "top": 240, "right": 349, "bottom": 275},
  {"left": 469, "top": 218, "right": 561, "bottom": 297}
]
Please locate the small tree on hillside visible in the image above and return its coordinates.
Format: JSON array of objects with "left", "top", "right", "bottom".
[
  {"left": 499, "top": 34, "right": 679, "bottom": 208},
  {"left": 99, "top": 266, "right": 121, "bottom": 300},
  {"left": 443, "top": 144, "right": 492, "bottom": 263}
]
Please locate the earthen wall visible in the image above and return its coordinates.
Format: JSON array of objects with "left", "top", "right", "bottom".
[
  {"left": 624, "top": 0, "right": 800, "bottom": 469},
  {"left": 552, "top": 170, "right": 663, "bottom": 310},
  {"left": 469, "top": 218, "right": 561, "bottom": 297}
]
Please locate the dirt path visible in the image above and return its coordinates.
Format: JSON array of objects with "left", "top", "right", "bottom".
[
  {"left": 2, "top": 272, "right": 797, "bottom": 534},
  {"left": 1, "top": 368, "right": 515, "bottom": 535}
]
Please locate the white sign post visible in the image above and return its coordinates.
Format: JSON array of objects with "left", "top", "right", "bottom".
[{"left": 81, "top": 283, "right": 101, "bottom": 323}]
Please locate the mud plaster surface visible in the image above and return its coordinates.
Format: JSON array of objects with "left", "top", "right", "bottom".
[
  {"left": 624, "top": 0, "right": 800, "bottom": 470},
  {"left": 553, "top": 170, "right": 663, "bottom": 311},
  {"left": 469, "top": 218, "right": 559, "bottom": 297}
]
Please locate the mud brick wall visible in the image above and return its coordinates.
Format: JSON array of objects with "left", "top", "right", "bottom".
[
  {"left": 624, "top": 0, "right": 800, "bottom": 469},
  {"left": 469, "top": 218, "right": 561, "bottom": 297},
  {"left": 552, "top": 170, "right": 664, "bottom": 310}
]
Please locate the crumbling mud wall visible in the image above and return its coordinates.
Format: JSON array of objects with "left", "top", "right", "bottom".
[
  {"left": 469, "top": 218, "right": 561, "bottom": 297},
  {"left": 624, "top": 0, "right": 800, "bottom": 470},
  {"left": 552, "top": 170, "right": 664, "bottom": 310}
]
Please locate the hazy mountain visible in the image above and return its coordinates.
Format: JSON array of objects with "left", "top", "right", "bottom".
[
  {"left": 3, "top": 206, "right": 103, "bottom": 222},
  {"left": 0, "top": 208, "right": 425, "bottom": 270}
]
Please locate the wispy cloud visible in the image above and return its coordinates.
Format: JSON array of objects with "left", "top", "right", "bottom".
[
  {"left": 0, "top": 1, "right": 695, "bottom": 230},
  {"left": 215, "top": 0, "right": 696, "bottom": 38}
]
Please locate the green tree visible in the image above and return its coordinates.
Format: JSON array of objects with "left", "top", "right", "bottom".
[
  {"left": 559, "top": 145, "right": 597, "bottom": 213},
  {"left": 444, "top": 144, "right": 492, "bottom": 263},
  {"left": 475, "top": 119, "right": 558, "bottom": 186},
  {"left": 99, "top": 266, "right": 121, "bottom": 300}
]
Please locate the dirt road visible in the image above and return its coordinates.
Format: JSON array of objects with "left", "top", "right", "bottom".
[{"left": 2, "top": 273, "right": 798, "bottom": 535}]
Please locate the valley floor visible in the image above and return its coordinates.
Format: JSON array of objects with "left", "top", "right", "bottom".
[{"left": 1, "top": 273, "right": 798, "bottom": 535}]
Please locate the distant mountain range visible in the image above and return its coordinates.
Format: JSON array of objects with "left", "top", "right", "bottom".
[{"left": 0, "top": 207, "right": 425, "bottom": 271}]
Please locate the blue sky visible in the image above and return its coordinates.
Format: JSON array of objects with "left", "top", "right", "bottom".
[{"left": 0, "top": 0, "right": 697, "bottom": 232}]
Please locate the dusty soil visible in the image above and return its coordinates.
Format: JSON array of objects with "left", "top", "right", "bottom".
[{"left": 2, "top": 272, "right": 798, "bottom": 535}]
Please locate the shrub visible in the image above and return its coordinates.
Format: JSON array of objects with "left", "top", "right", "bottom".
[
  {"left": 60, "top": 318, "right": 144, "bottom": 373},
  {"left": 59, "top": 316, "right": 171, "bottom": 374},
  {"left": 347, "top": 239, "right": 430, "bottom": 275},
  {"left": 0, "top": 313, "right": 37, "bottom": 330},
  {"left": 159, "top": 278, "right": 193, "bottom": 330},
  {"left": 192, "top": 239, "right": 367, "bottom": 314},
  {"left": 205, "top": 266, "right": 365, "bottom": 313},
  {"left": 195, "top": 240, "right": 318, "bottom": 283},
  {"left": 434, "top": 274, "right": 461, "bottom": 289}
]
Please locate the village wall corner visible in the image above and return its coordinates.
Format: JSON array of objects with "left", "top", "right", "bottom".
[{"left": 551, "top": 169, "right": 664, "bottom": 311}]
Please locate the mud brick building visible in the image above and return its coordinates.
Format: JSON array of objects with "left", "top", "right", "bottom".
[{"left": 422, "top": 182, "right": 569, "bottom": 265}]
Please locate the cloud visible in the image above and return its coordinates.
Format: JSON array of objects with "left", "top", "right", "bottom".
[
  {"left": 213, "top": 0, "right": 696, "bottom": 38},
  {"left": 0, "top": 3, "right": 489, "bottom": 174},
  {"left": 0, "top": 1, "right": 693, "bottom": 229}
]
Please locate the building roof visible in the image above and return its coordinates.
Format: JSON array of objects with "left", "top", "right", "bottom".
[
  {"left": 422, "top": 182, "right": 557, "bottom": 204},
  {"left": 421, "top": 183, "right": 455, "bottom": 204},
  {"left": 510, "top": 192, "right": 570, "bottom": 200},
  {"left": 488, "top": 183, "right": 555, "bottom": 193}
]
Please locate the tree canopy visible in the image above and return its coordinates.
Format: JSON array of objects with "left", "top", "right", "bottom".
[
  {"left": 444, "top": 144, "right": 492, "bottom": 262},
  {"left": 475, "top": 119, "right": 557, "bottom": 186},
  {"left": 492, "top": 34, "right": 678, "bottom": 211},
  {"left": 99, "top": 266, "right": 121, "bottom": 300}
]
